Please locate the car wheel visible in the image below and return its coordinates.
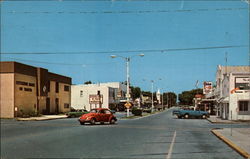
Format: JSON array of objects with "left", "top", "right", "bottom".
[
  {"left": 184, "top": 114, "right": 189, "bottom": 119},
  {"left": 110, "top": 118, "right": 116, "bottom": 124},
  {"left": 80, "top": 122, "right": 85, "bottom": 125},
  {"left": 90, "top": 118, "right": 96, "bottom": 125},
  {"left": 202, "top": 114, "right": 207, "bottom": 119}
]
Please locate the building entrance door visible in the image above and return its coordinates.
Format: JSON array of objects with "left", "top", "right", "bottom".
[
  {"left": 55, "top": 98, "right": 59, "bottom": 114},
  {"left": 46, "top": 98, "right": 50, "bottom": 115}
]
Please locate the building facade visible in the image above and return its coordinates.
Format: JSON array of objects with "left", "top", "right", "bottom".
[
  {"left": 0, "top": 62, "right": 71, "bottom": 118},
  {"left": 71, "top": 82, "right": 126, "bottom": 111},
  {"left": 215, "top": 65, "right": 250, "bottom": 120}
]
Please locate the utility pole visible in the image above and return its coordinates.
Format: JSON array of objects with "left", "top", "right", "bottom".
[
  {"left": 151, "top": 80, "right": 154, "bottom": 112},
  {"left": 111, "top": 54, "right": 144, "bottom": 117}
]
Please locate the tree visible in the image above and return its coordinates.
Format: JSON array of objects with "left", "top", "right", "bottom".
[
  {"left": 163, "top": 92, "right": 177, "bottom": 107},
  {"left": 84, "top": 81, "right": 92, "bottom": 84},
  {"left": 178, "top": 88, "right": 203, "bottom": 105},
  {"left": 130, "top": 86, "right": 141, "bottom": 100}
]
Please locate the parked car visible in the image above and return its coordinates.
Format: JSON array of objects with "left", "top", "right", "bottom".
[
  {"left": 78, "top": 108, "right": 117, "bottom": 125},
  {"left": 173, "top": 109, "right": 209, "bottom": 119},
  {"left": 66, "top": 109, "right": 88, "bottom": 118}
]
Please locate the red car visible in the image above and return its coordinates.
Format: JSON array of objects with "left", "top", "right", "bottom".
[{"left": 78, "top": 108, "right": 117, "bottom": 125}]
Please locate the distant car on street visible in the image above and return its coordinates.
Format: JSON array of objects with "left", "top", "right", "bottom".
[
  {"left": 78, "top": 108, "right": 117, "bottom": 125},
  {"left": 66, "top": 109, "right": 88, "bottom": 118},
  {"left": 173, "top": 109, "right": 209, "bottom": 119}
]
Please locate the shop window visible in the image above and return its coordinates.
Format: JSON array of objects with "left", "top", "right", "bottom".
[
  {"left": 64, "top": 85, "right": 69, "bottom": 91},
  {"left": 239, "top": 101, "right": 249, "bottom": 111}
]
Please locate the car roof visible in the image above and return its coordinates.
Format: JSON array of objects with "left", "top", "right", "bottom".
[{"left": 91, "top": 108, "right": 109, "bottom": 110}]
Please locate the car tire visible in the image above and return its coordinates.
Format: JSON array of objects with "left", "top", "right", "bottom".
[
  {"left": 184, "top": 114, "right": 189, "bottom": 119},
  {"left": 202, "top": 114, "right": 207, "bottom": 119},
  {"left": 90, "top": 118, "right": 96, "bottom": 125},
  {"left": 110, "top": 118, "right": 116, "bottom": 124},
  {"left": 80, "top": 122, "right": 85, "bottom": 125}
]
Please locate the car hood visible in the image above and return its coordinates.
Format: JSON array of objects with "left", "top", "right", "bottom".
[{"left": 80, "top": 113, "right": 96, "bottom": 118}]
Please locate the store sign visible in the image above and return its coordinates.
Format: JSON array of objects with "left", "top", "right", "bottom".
[
  {"left": 235, "top": 77, "right": 250, "bottom": 83},
  {"left": 203, "top": 82, "right": 213, "bottom": 94},
  {"left": 89, "top": 95, "right": 103, "bottom": 104}
]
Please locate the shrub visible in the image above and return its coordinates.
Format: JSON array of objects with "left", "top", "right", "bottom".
[
  {"left": 143, "top": 109, "right": 152, "bottom": 113},
  {"left": 132, "top": 107, "right": 142, "bottom": 116}
]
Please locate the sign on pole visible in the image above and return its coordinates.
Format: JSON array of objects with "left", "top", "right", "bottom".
[{"left": 124, "top": 102, "right": 132, "bottom": 109}]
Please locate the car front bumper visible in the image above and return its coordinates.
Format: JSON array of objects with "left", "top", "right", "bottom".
[{"left": 78, "top": 119, "right": 91, "bottom": 123}]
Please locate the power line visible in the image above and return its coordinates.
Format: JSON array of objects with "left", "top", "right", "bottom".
[
  {"left": 1, "top": 45, "right": 248, "bottom": 55},
  {"left": 1, "top": 57, "right": 117, "bottom": 66},
  {"left": 5, "top": 7, "right": 248, "bottom": 15}
]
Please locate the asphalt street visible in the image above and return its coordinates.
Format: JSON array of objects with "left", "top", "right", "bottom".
[{"left": 1, "top": 109, "right": 250, "bottom": 159}]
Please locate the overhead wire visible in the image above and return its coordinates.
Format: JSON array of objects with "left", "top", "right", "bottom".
[
  {"left": 5, "top": 7, "right": 248, "bottom": 14},
  {"left": 1, "top": 45, "right": 248, "bottom": 55},
  {"left": 1, "top": 57, "right": 117, "bottom": 66}
]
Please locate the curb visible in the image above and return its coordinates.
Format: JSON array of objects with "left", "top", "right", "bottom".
[
  {"left": 207, "top": 118, "right": 238, "bottom": 124},
  {"left": 17, "top": 117, "right": 67, "bottom": 121},
  {"left": 211, "top": 129, "right": 250, "bottom": 159}
]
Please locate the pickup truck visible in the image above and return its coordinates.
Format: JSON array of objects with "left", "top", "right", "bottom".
[{"left": 173, "top": 109, "right": 209, "bottom": 119}]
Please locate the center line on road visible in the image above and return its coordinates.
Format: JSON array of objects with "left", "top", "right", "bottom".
[{"left": 166, "top": 130, "right": 177, "bottom": 159}]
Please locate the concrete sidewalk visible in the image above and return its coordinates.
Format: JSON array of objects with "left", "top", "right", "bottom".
[
  {"left": 207, "top": 115, "right": 250, "bottom": 124},
  {"left": 17, "top": 115, "right": 67, "bottom": 121},
  {"left": 212, "top": 128, "right": 250, "bottom": 159}
]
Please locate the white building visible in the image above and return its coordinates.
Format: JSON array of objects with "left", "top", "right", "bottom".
[
  {"left": 71, "top": 82, "right": 126, "bottom": 111},
  {"left": 215, "top": 65, "right": 250, "bottom": 120}
]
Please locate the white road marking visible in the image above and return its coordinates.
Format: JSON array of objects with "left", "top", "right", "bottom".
[{"left": 166, "top": 130, "right": 177, "bottom": 159}]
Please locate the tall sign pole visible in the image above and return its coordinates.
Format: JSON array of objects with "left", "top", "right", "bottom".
[{"left": 126, "top": 57, "right": 130, "bottom": 117}]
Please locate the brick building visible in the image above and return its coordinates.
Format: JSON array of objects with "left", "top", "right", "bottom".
[{"left": 0, "top": 61, "right": 71, "bottom": 118}]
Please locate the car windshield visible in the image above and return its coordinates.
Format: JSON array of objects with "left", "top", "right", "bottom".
[{"left": 90, "top": 109, "right": 97, "bottom": 113}]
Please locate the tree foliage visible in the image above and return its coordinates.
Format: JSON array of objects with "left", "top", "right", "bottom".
[
  {"left": 178, "top": 88, "right": 203, "bottom": 105},
  {"left": 84, "top": 81, "right": 92, "bottom": 84},
  {"left": 163, "top": 92, "right": 177, "bottom": 107},
  {"left": 130, "top": 86, "right": 141, "bottom": 99}
]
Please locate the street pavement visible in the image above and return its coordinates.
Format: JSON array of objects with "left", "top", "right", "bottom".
[{"left": 1, "top": 108, "right": 250, "bottom": 159}]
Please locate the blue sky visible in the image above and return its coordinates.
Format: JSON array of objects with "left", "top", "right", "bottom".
[{"left": 1, "top": 0, "right": 249, "bottom": 95}]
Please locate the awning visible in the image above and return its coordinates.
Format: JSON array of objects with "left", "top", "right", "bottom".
[{"left": 221, "top": 97, "right": 229, "bottom": 103}]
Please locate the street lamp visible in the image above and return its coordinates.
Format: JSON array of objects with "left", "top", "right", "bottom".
[
  {"left": 143, "top": 78, "right": 162, "bottom": 112},
  {"left": 111, "top": 54, "right": 144, "bottom": 117},
  {"left": 151, "top": 80, "right": 154, "bottom": 112}
]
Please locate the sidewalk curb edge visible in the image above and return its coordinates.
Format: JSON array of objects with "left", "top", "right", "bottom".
[
  {"left": 17, "top": 117, "right": 67, "bottom": 121},
  {"left": 211, "top": 129, "right": 250, "bottom": 159}
]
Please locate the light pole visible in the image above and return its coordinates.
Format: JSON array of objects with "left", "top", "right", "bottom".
[
  {"left": 111, "top": 54, "right": 144, "bottom": 117},
  {"left": 143, "top": 78, "right": 163, "bottom": 112},
  {"left": 151, "top": 80, "right": 154, "bottom": 112}
]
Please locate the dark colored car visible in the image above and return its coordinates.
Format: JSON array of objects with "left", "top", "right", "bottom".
[
  {"left": 66, "top": 109, "right": 88, "bottom": 118},
  {"left": 173, "top": 109, "right": 209, "bottom": 119},
  {"left": 78, "top": 108, "right": 117, "bottom": 125}
]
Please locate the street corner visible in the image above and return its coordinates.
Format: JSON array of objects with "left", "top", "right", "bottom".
[
  {"left": 207, "top": 116, "right": 238, "bottom": 124},
  {"left": 211, "top": 128, "right": 250, "bottom": 159}
]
